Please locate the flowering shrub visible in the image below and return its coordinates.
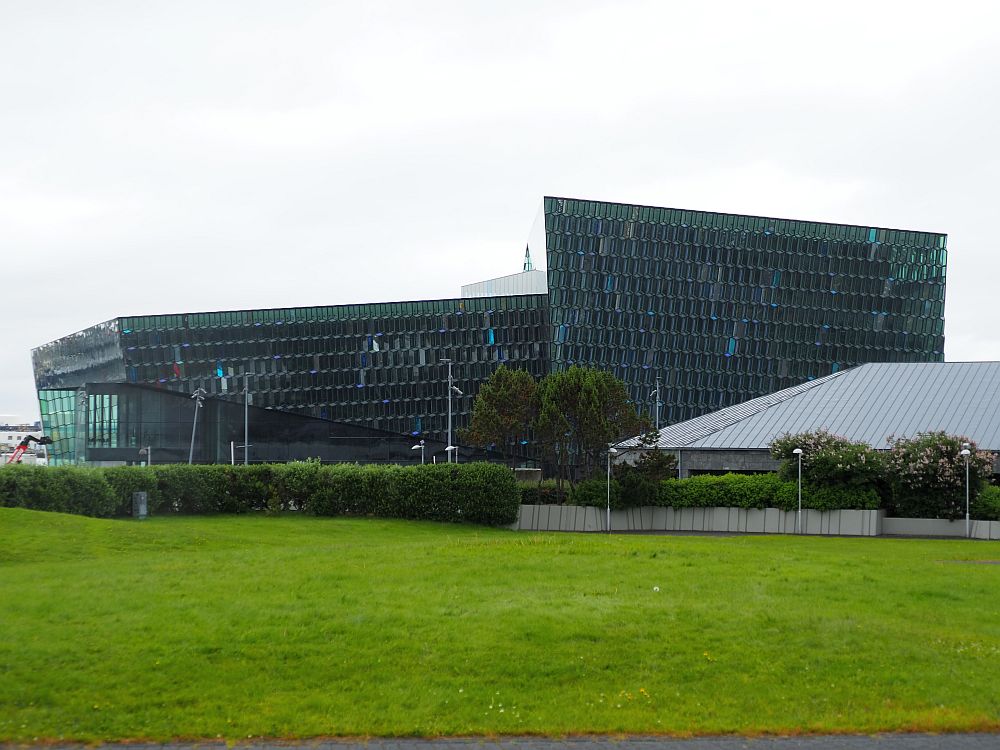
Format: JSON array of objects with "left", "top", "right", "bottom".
[
  {"left": 885, "top": 432, "right": 994, "bottom": 519},
  {"left": 770, "top": 429, "right": 852, "bottom": 457},
  {"left": 770, "top": 430, "right": 885, "bottom": 500},
  {"left": 770, "top": 430, "right": 855, "bottom": 483},
  {"left": 805, "top": 442, "right": 885, "bottom": 492}
]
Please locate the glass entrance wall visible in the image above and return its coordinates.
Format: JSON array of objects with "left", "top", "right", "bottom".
[
  {"left": 37, "top": 389, "right": 83, "bottom": 465},
  {"left": 75, "top": 383, "right": 521, "bottom": 466}
]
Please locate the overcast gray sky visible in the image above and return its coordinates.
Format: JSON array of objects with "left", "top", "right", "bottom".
[{"left": 3, "top": 0, "right": 999, "bottom": 423}]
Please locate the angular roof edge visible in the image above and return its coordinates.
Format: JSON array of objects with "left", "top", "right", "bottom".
[{"left": 616, "top": 370, "right": 849, "bottom": 450}]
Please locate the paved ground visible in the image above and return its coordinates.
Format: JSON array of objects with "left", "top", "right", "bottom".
[{"left": 8, "top": 736, "right": 998, "bottom": 750}]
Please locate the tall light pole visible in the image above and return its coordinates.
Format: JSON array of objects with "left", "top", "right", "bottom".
[
  {"left": 441, "top": 358, "right": 462, "bottom": 463},
  {"left": 792, "top": 447, "right": 803, "bottom": 534},
  {"left": 648, "top": 375, "right": 662, "bottom": 432},
  {"left": 411, "top": 440, "right": 425, "bottom": 465},
  {"left": 243, "top": 373, "right": 250, "bottom": 465},
  {"left": 961, "top": 444, "right": 971, "bottom": 538},
  {"left": 607, "top": 447, "right": 618, "bottom": 534},
  {"left": 188, "top": 387, "right": 206, "bottom": 465}
]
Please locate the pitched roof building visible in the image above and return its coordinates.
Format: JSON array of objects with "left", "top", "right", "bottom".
[{"left": 617, "top": 362, "right": 1000, "bottom": 476}]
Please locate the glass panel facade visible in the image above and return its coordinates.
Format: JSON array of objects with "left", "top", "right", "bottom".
[
  {"left": 32, "top": 319, "right": 125, "bottom": 390},
  {"left": 543, "top": 197, "right": 946, "bottom": 424},
  {"left": 37, "top": 388, "right": 84, "bottom": 465},
  {"left": 34, "top": 296, "right": 549, "bottom": 449}
]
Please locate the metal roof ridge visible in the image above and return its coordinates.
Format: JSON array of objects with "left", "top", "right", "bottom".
[{"left": 618, "top": 369, "right": 850, "bottom": 449}]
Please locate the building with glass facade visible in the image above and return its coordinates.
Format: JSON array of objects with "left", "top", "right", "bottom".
[
  {"left": 543, "top": 197, "right": 946, "bottom": 424},
  {"left": 32, "top": 196, "right": 947, "bottom": 465}
]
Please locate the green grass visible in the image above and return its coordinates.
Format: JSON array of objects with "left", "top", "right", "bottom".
[{"left": 1, "top": 507, "right": 999, "bottom": 741}]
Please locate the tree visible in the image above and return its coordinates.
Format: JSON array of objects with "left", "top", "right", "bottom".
[
  {"left": 461, "top": 365, "right": 537, "bottom": 466},
  {"left": 533, "top": 366, "right": 649, "bottom": 486}
]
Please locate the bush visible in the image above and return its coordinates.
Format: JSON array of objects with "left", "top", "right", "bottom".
[
  {"left": 271, "top": 461, "right": 319, "bottom": 512},
  {"left": 972, "top": 484, "right": 1000, "bottom": 521},
  {"left": 771, "top": 430, "right": 885, "bottom": 493},
  {"left": 2, "top": 461, "right": 521, "bottom": 525},
  {"left": 651, "top": 473, "right": 875, "bottom": 512},
  {"left": 619, "top": 472, "right": 658, "bottom": 508},
  {"left": 800, "top": 485, "right": 880, "bottom": 511},
  {"left": 673, "top": 474, "right": 726, "bottom": 508},
  {"left": 613, "top": 451, "right": 677, "bottom": 507},
  {"left": 518, "top": 479, "right": 568, "bottom": 505},
  {"left": 664, "top": 474, "right": 789, "bottom": 510},
  {"left": 771, "top": 430, "right": 854, "bottom": 482},
  {"left": 150, "top": 465, "right": 219, "bottom": 514},
  {"left": 569, "top": 478, "right": 622, "bottom": 509},
  {"left": 307, "top": 463, "right": 519, "bottom": 526},
  {"left": 217, "top": 464, "right": 275, "bottom": 513},
  {"left": 656, "top": 478, "right": 682, "bottom": 508},
  {"left": 717, "top": 473, "right": 785, "bottom": 508},
  {"left": 885, "top": 433, "right": 994, "bottom": 519},
  {"left": 103, "top": 466, "right": 160, "bottom": 515},
  {"left": 446, "top": 462, "right": 521, "bottom": 525},
  {"left": 389, "top": 465, "right": 454, "bottom": 520},
  {"left": 806, "top": 443, "right": 885, "bottom": 493},
  {"left": 625, "top": 450, "right": 678, "bottom": 482},
  {"left": 0, "top": 465, "right": 117, "bottom": 517}
]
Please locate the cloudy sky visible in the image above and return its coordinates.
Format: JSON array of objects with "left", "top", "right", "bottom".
[{"left": 3, "top": 0, "right": 999, "bottom": 423}]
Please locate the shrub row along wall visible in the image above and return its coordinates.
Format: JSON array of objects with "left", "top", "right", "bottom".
[
  {"left": 553, "top": 472, "right": 1000, "bottom": 520},
  {"left": 0, "top": 463, "right": 520, "bottom": 526},
  {"left": 564, "top": 473, "right": 880, "bottom": 512}
]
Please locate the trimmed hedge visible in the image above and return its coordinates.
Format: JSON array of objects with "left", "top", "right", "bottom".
[
  {"left": 659, "top": 474, "right": 879, "bottom": 512},
  {"left": 569, "top": 478, "right": 622, "bottom": 509},
  {"left": 557, "top": 473, "right": 883, "bottom": 512},
  {"left": 0, "top": 462, "right": 520, "bottom": 526},
  {"left": 0, "top": 465, "right": 117, "bottom": 517}
]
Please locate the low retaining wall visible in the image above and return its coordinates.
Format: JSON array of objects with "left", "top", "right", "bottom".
[
  {"left": 882, "top": 517, "right": 1000, "bottom": 540},
  {"left": 513, "top": 505, "right": 884, "bottom": 536}
]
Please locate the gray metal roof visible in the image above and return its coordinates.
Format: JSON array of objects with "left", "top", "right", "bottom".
[{"left": 618, "top": 362, "right": 1000, "bottom": 451}]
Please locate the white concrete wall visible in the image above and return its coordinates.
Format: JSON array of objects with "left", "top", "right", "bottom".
[
  {"left": 512, "top": 505, "right": 886, "bottom": 536},
  {"left": 882, "top": 517, "right": 1000, "bottom": 540}
]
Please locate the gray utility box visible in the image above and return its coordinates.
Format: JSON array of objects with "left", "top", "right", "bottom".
[{"left": 132, "top": 491, "right": 148, "bottom": 520}]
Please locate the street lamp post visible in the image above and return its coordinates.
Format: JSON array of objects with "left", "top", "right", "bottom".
[
  {"left": 648, "top": 375, "right": 662, "bottom": 432},
  {"left": 441, "top": 358, "right": 463, "bottom": 463},
  {"left": 792, "top": 448, "right": 803, "bottom": 534},
  {"left": 243, "top": 373, "right": 250, "bottom": 466},
  {"left": 607, "top": 447, "right": 618, "bottom": 534},
  {"left": 411, "top": 440, "right": 425, "bottom": 465},
  {"left": 188, "top": 388, "right": 206, "bottom": 465},
  {"left": 961, "top": 444, "right": 971, "bottom": 538}
]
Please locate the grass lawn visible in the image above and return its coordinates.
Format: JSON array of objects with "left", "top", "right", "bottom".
[{"left": 1, "top": 507, "right": 999, "bottom": 741}]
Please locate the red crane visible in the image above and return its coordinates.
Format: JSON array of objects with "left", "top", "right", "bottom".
[{"left": 5, "top": 435, "right": 53, "bottom": 464}]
